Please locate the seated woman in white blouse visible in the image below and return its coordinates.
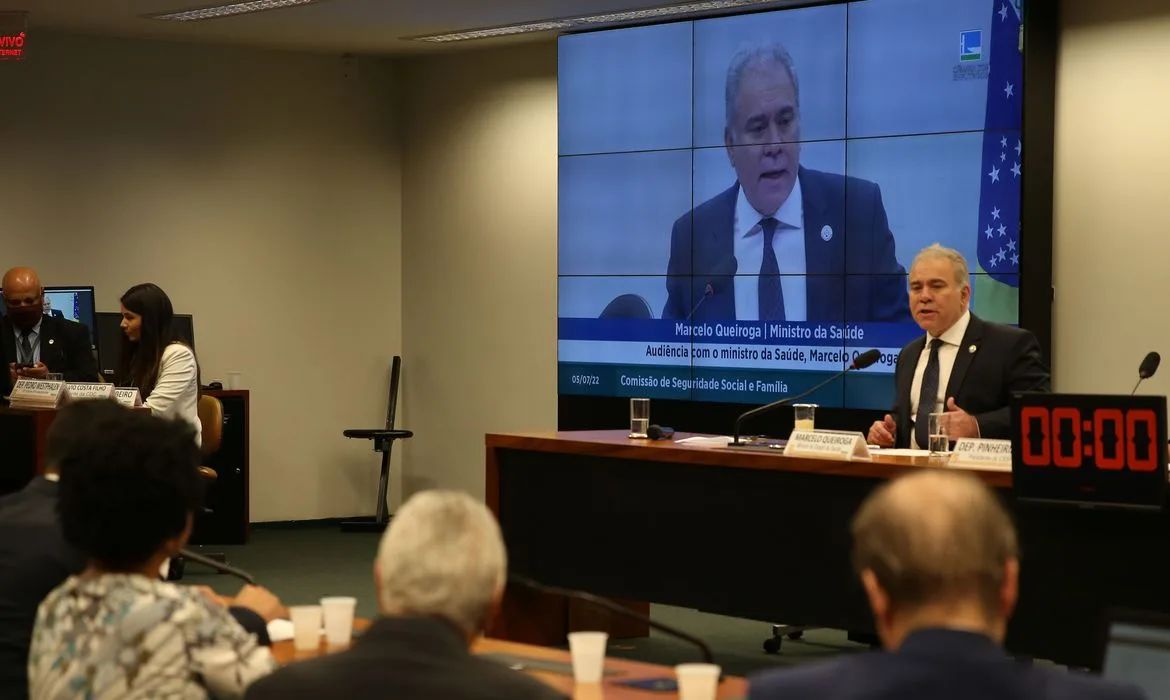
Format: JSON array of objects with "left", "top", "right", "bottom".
[{"left": 115, "top": 283, "right": 202, "bottom": 446}]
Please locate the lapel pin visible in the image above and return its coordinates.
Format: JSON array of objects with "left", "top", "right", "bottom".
[
  {"left": 48, "top": 338, "right": 55, "bottom": 345},
  {"left": 820, "top": 225, "right": 833, "bottom": 242},
  {"left": 968, "top": 344, "right": 977, "bottom": 353}
]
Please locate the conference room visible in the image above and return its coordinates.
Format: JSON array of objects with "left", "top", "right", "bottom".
[{"left": 2, "top": 0, "right": 1170, "bottom": 698}]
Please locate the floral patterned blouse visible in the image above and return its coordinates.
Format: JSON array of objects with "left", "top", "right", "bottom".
[{"left": 28, "top": 573, "right": 275, "bottom": 699}]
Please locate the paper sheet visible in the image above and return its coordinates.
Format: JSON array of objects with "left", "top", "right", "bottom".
[
  {"left": 869, "top": 448, "right": 931, "bottom": 457},
  {"left": 674, "top": 436, "right": 732, "bottom": 446}
]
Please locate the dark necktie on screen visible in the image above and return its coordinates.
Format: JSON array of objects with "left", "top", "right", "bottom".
[
  {"left": 18, "top": 331, "right": 32, "bottom": 365},
  {"left": 758, "top": 217, "right": 785, "bottom": 321},
  {"left": 914, "top": 338, "right": 943, "bottom": 449}
]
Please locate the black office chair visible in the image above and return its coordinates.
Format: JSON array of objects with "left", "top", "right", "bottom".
[
  {"left": 599, "top": 294, "right": 654, "bottom": 319},
  {"left": 341, "top": 356, "right": 413, "bottom": 533}
]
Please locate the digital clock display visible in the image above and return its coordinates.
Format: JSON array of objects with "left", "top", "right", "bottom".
[{"left": 1011, "top": 394, "right": 1168, "bottom": 510}]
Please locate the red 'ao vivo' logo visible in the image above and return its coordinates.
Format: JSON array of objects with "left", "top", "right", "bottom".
[{"left": 0, "top": 31, "right": 25, "bottom": 59}]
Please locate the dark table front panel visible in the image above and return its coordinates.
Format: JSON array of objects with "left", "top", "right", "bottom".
[{"left": 494, "top": 445, "right": 1170, "bottom": 669}]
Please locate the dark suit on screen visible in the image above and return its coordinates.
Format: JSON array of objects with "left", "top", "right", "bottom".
[
  {"left": 245, "top": 616, "right": 567, "bottom": 700},
  {"left": 0, "top": 314, "right": 99, "bottom": 395},
  {"left": 663, "top": 167, "right": 911, "bottom": 323},
  {"left": 892, "top": 313, "right": 1049, "bottom": 448},
  {"left": 749, "top": 628, "right": 1145, "bottom": 700}
]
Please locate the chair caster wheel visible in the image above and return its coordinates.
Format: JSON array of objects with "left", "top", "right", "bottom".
[
  {"left": 787, "top": 630, "right": 804, "bottom": 640},
  {"left": 763, "top": 637, "right": 781, "bottom": 654}
]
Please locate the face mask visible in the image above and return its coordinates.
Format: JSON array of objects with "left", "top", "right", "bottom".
[{"left": 6, "top": 305, "right": 40, "bottom": 329}]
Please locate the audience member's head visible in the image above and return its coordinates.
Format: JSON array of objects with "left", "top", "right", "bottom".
[
  {"left": 851, "top": 470, "right": 1020, "bottom": 649},
  {"left": 374, "top": 490, "right": 507, "bottom": 641},
  {"left": 1, "top": 266, "right": 44, "bottom": 331},
  {"left": 44, "top": 399, "right": 129, "bottom": 474},
  {"left": 116, "top": 282, "right": 179, "bottom": 396},
  {"left": 57, "top": 407, "right": 202, "bottom": 575}
]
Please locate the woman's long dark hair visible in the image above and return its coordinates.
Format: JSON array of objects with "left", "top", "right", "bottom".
[{"left": 115, "top": 283, "right": 199, "bottom": 397}]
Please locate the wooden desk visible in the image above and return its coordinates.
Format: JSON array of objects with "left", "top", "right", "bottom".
[
  {"left": 272, "top": 619, "right": 748, "bottom": 698},
  {"left": 486, "top": 430, "right": 1170, "bottom": 669},
  {"left": 0, "top": 406, "right": 62, "bottom": 495}
]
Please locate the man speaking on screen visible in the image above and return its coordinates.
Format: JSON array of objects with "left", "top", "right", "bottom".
[
  {"left": 664, "top": 44, "right": 910, "bottom": 323},
  {"left": 867, "top": 245, "right": 1049, "bottom": 449}
]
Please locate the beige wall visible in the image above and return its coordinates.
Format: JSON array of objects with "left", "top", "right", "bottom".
[
  {"left": 0, "top": 32, "right": 403, "bottom": 521},
  {"left": 1054, "top": 0, "right": 1170, "bottom": 395},
  {"left": 399, "top": 42, "right": 558, "bottom": 499}
]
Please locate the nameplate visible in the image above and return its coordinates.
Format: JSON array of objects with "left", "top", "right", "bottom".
[
  {"left": 949, "top": 438, "right": 1013, "bottom": 471},
  {"left": 113, "top": 388, "right": 143, "bottom": 407},
  {"left": 8, "top": 378, "right": 65, "bottom": 409},
  {"left": 783, "top": 429, "right": 871, "bottom": 461},
  {"left": 65, "top": 382, "right": 115, "bottom": 402}
]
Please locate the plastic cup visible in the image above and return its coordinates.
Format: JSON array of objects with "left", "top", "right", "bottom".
[
  {"left": 320, "top": 596, "right": 357, "bottom": 645},
  {"left": 675, "top": 663, "right": 721, "bottom": 700},
  {"left": 568, "top": 631, "right": 608, "bottom": 683},
  {"left": 289, "top": 605, "right": 322, "bottom": 651}
]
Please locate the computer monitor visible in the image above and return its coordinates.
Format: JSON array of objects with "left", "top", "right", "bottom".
[
  {"left": 1100, "top": 609, "right": 1170, "bottom": 697},
  {"left": 0, "top": 285, "right": 98, "bottom": 355},
  {"left": 94, "top": 311, "right": 196, "bottom": 377}
]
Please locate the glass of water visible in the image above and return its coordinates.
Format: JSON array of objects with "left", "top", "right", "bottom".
[
  {"left": 928, "top": 412, "right": 950, "bottom": 456},
  {"left": 793, "top": 404, "right": 816, "bottom": 431},
  {"left": 629, "top": 398, "right": 650, "bottom": 439}
]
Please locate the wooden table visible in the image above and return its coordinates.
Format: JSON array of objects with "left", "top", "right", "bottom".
[
  {"left": 0, "top": 406, "right": 61, "bottom": 495},
  {"left": 272, "top": 619, "right": 748, "bottom": 698},
  {"left": 485, "top": 430, "right": 1170, "bottom": 669}
]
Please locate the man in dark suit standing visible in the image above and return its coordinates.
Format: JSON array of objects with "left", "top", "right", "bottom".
[
  {"left": 868, "top": 244, "right": 1049, "bottom": 448},
  {"left": 663, "top": 44, "right": 910, "bottom": 323},
  {"left": 749, "top": 470, "right": 1145, "bottom": 700},
  {"left": 1, "top": 267, "right": 98, "bottom": 395},
  {"left": 246, "top": 490, "right": 566, "bottom": 700}
]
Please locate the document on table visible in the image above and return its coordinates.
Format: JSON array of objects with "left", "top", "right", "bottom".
[
  {"left": 870, "top": 448, "right": 931, "bottom": 457},
  {"left": 674, "top": 436, "right": 732, "bottom": 446}
]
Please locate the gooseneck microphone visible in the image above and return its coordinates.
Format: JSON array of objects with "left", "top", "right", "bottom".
[
  {"left": 685, "top": 257, "right": 738, "bottom": 322},
  {"left": 507, "top": 573, "right": 717, "bottom": 668},
  {"left": 179, "top": 548, "right": 257, "bottom": 585},
  {"left": 731, "top": 348, "right": 883, "bottom": 446},
  {"left": 1132, "top": 351, "right": 1161, "bottom": 395}
]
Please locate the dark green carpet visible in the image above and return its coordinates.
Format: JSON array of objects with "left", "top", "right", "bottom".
[{"left": 183, "top": 524, "right": 864, "bottom": 678}]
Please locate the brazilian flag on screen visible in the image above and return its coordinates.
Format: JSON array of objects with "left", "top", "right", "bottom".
[{"left": 973, "top": 0, "right": 1023, "bottom": 325}]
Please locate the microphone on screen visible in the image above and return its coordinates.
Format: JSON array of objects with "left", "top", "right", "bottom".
[
  {"left": 731, "top": 349, "right": 883, "bottom": 446},
  {"left": 685, "top": 256, "right": 738, "bottom": 322},
  {"left": 179, "top": 548, "right": 257, "bottom": 585},
  {"left": 507, "top": 573, "right": 719, "bottom": 672},
  {"left": 1132, "top": 352, "right": 1161, "bottom": 395}
]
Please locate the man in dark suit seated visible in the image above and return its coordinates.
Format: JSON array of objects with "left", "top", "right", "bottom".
[
  {"left": 663, "top": 43, "right": 910, "bottom": 323},
  {"left": 868, "top": 244, "right": 1050, "bottom": 448},
  {"left": 0, "top": 400, "right": 282, "bottom": 700},
  {"left": 245, "top": 490, "right": 567, "bottom": 700},
  {"left": 749, "top": 470, "right": 1145, "bottom": 700},
  {"left": 1, "top": 267, "right": 99, "bottom": 395}
]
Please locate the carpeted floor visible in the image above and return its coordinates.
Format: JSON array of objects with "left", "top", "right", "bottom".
[{"left": 184, "top": 524, "right": 867, "bottom": 678}]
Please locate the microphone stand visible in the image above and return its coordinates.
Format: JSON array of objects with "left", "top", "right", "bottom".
[
  {"left": 731, "top": 369, "right": 853, "bottom": 446},
  {"left": 508, "top": 573, "right": 717, "bottom": 669},
  {"left": 179, "top": 548, "right": 257, "bottom": 585}
]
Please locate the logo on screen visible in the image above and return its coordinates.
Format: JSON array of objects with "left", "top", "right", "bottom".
[{"left": 960, "top": 30, "right": 982, "bottom": 62}]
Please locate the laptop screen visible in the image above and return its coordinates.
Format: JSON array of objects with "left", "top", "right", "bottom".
[{"left": 1103, "top": 617, "right": 1170, "bottom": 698}]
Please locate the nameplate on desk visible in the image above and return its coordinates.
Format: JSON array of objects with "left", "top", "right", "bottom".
[
  {"left": 8, "top": 378, "right": 65, "bottom": 409},
  {"left": 949, "top": 438, "right": 1013, "bottom": 471},
  {"left": 783, "top": 429, "right": 871, "bottom": 461},
  {"left": 113, "top": 388, "right": 142, "bottom": 407},
  {"left": 65, "top": 383, "right": 115, "bottom": 401}
]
